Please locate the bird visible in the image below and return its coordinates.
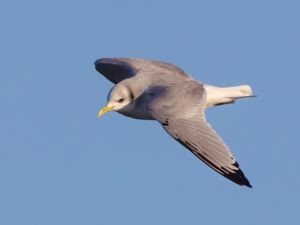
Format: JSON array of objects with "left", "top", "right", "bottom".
[{"left": 95, "top": 57, "right": 254, "bottom": 188}]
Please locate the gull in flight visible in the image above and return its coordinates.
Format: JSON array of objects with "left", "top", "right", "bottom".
[{"left": 95, "top": 58, "right": 253, "bottom": 188}]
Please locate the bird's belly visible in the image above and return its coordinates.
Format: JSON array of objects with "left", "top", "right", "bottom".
[{"left": 118, "top": 103, "right": 154, "bottom": 120}]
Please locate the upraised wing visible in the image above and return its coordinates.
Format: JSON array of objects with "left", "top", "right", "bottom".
[{"left": 94, "top": 58, "right": 189, "bottom": 84}]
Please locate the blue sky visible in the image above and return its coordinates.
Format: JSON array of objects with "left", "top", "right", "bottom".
[{"left": 1, "top": 0, "right": 299, "bottom": 224}]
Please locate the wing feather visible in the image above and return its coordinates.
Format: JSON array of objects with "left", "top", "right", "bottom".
[
  {"left": 94, "top": 58, "right": 189, "bottom": 84},
  {"left": 146, "top": 82, "right": 252, "bottom": 187}
]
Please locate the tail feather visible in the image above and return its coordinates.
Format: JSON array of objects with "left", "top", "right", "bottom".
[{"left": 204, "top": 85, "right": 254, "bottom": 108}]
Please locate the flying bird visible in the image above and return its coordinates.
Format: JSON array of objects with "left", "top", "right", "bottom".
[{"left": 95, "top": 58, "right": 253, "bottom": 188}]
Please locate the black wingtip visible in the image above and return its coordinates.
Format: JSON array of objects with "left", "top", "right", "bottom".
[
  {"left": 224, "top": 172, "right": 252, "bottom": 188},
  {"left": 223, "top": 162, "right": 252, "bottom": 188},
  {"left": 94, "top": 58, "right": 136, "bottom": 83},
  {"left": 94, "top": 58, "right": 135, "bottom": 75},
  {"left": 175, "top": 137, "right": 253, "bottom": 188},
  {"left": 94, "top": 58, "right": 114, "bottom": 66},
  {"left": 94, "top": 58, "right": 102, "bottom": 66}
]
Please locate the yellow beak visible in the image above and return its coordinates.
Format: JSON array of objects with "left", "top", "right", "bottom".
[{"left": 97, "top": 106, "right": 114, "bottom": 117}]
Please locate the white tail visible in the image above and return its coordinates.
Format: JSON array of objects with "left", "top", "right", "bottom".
[{"left": 204, "top": 84, "right": 253, "bottom": 108}]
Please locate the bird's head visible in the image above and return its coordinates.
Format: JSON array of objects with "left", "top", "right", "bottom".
[{"left": 98, "top": 83, "right": 134, "bottom": 116}]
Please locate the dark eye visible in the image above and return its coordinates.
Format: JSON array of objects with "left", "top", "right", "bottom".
[{"left": 117, "top": 98, "right": 125, "bottom": 103}]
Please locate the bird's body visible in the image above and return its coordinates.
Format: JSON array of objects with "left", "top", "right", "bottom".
[
  {"left": 118, "top": 97, "right": 153, "bottom": 120},
  {"left": 95, "top": 57, "right": 254, "bottom": 188}
]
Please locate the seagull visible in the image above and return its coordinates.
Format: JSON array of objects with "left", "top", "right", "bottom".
[{"left": 95, "top": 58, "right": 253, "bottom": 188}]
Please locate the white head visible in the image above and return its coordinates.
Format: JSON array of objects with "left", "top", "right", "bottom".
[{"left": 98, "top": 83, "right": 134, "bottom": 116}]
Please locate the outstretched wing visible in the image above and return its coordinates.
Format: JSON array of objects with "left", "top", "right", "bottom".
[
  {"left": 94, "top": 58, "right": 137, "bottom": 84},
  {"left": 146, "top": 81, "right": 252, "bottom": 187},
  {"left": 94, "top": 58, "right": 189, "bottom": 84}
]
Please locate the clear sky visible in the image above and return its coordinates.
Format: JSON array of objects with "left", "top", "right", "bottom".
[{"left": 1, "top": 0, "right": 299, "bottom": 224}]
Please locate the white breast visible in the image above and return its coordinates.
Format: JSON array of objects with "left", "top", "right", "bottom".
[{"left": 118, "top": 102, "right": 154, "bottom": 120}]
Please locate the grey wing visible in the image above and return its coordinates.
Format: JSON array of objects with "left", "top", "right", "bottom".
[
  {"left": 146, "top": 82, "right": 252, "bottom": 187},
  {"left": 94, "top": 58, "right": 137, "bottom": 84},
  {"left": 94, "top": 58, "right": 189, "bottom": 84}
]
